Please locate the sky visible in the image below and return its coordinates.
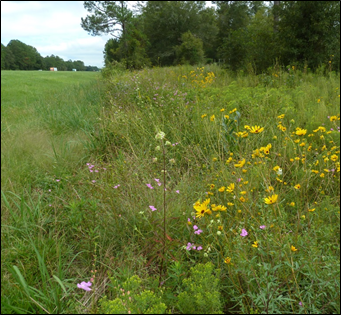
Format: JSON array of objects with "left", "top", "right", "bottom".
[
  {"left": 1, "top": 1, "right": 215, "bottom": 68},
  {"left": 1, "top": 1, "right": 116, "bottom": 68}
]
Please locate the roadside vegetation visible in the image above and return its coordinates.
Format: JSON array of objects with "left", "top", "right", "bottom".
[{"left": 1, "top": 64, "right": 339, "bottom": 314}]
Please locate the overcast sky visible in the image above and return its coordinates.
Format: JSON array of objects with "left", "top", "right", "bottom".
[{"left": 1, "top": 1, "right": 116, "bottom": 68}]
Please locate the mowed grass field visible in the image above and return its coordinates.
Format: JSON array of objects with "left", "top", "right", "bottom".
[{"left": 1, "top": 66, "right": 340, "bottom": 314}]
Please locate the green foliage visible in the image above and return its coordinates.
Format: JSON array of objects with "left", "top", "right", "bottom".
[
  {"left": 81, "top": 1, "right": 133, "bottom": 37},
  {"left": 6, "top": 39, "right": 44, "bottom": 70},
  {"left": 175, "top": 31, "right": 205, "bottom": 66},
  {"left": 100, "top": 276, "right": 167, "bottom": 314},
  {"left": 1, "top": 66, "right": 340, "bottom": 314},
  {"left": 274, "top": 1, "right": 340, "bottom": 71},
  {"left": 177, "top": 262, "right": 223, "bottom": 314}
]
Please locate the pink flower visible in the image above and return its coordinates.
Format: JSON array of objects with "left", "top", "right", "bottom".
[
  {"left": 77, "top": 281, "right": 92, "bottom": 291},
  {"left": 260, "top": 225, "right": 266, "bottom": 229},
  {"left": 176, "top": 190, "right": 180, "bottom": 193},
  {"left": 197, "top": 246, "right": 203, "bottom": 250},
  {"left": 193, "top": 225, "right": 198, "bottom": 230},
  {"left": 240, "top": 229, "right": 248, "bottom": 237},
  {"left": 186, "top": 242, "right": 193, "bottom": 250},
  {"left": 56, "top": 179, "right": 60, "bottom": 182},
  {"left": 146, "top": 184, "right": 154, "bottom": 189},
  {"left": 149, "top": 205, "right": 157, "bottom": 211}
]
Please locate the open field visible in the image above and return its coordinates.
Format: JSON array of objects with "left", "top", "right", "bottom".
[{"left": 1, "top": 66, "right": 340, "bottom": 314}]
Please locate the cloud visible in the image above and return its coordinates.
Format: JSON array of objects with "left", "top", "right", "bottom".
[{"left": 1, "top": 1, "right": 113, "bottom": 67}]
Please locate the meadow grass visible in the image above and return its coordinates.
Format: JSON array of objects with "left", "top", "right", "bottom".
[{"left": 1, "top": 66, "right": 340, "bottom": 314}]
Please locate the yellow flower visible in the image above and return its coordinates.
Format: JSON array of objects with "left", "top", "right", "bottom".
[
  {"left": 226, "top": 183, "right": 235, "bottom": 193},
  {"left": 210, "top": 115, "right": 215, "bottom": 121},
  {"left": 227, "top": 202, "right": 234, "bottom": 206},
  {"left": 218, "top": 225, "right": 223, "bottom": 231},
  {"left": 291, "top": 245, "right": 298, "bottom": 252},
  {"left": 294, "top": 184, "right": 301, "bottom": 190},
  {"left": 252, "top": 241, "right": 259, "bottom": 248},
  {"left": 229, "top": 108, "right": 237, "bottom": 114},
  {"left": 239, "top": 197, "right": 246, "bottom": 202},
  {"left": 201, "top": 114, "right": 207, "bottom": 118},
  {"left": 330, "top": 115, "right": 338, "bottom": 122},
  {"left": 289, "top": 202, "right": 295, "bottom": 207},
  {"left": 220, "top": 108, "right": 225, "bottom": 112},
  {"left": 295, "top": 127, "right": 307, "bottom": 136},
  {"left": 311, "top": 170, "right": 319, "bottom": 174},
  {"left": 224, "top": 115, "right": 229, "bottom": 119},
  {"left": 218, "top": 186, "right": 225, "bottom": 192},
  {"left": 266, "top": 186, "right": 274, "bottom": 193},
  {"left": 226, "top": 157, "right": 233, "bottom": 164},
  {"left": 331, "top": 154, "right": 338, "bottom": 162},
  {"left": 240, "top": 191, "right": 247, "bottom": 195},
  {"left": 224, "top": 257, "right": 231, "bottom": 264},
  {"left": 249, "top": 126, "right": 264, "bottom": 134},
  {"left": 320, "top": 173, "right": 325, "bottom": 178},
  {"left": 277, "top": 114, "right": 285, "bottom": 119},
  {"left": 264, "top": 194, "right": 278, "bottom": 205},
  {"left": 235, "top": 159, "right": 246, "bottom": 168},
  {"left": 194, "top": 199, "right": 211, "bottom": 218},
  {"left": 308, "top": 208, "right": 315, "bottom": 212}
]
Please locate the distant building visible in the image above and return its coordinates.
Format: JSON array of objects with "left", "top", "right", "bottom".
[{"left": 50, "top": 67, "right": 58, "bottom": 71}]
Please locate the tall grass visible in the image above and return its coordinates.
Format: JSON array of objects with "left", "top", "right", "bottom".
[{"left": 1, "top": 66, "right": 340, "bottom": 313}]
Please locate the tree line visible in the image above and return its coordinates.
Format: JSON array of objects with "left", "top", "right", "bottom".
[
  {"left": 1, "top": 39, "right": 99, "bottom": 71},
  {"left": 81, "top": 1, "right": 340, "bottom": 73}
]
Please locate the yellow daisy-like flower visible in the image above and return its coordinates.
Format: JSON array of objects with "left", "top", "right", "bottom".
[
  {"left": 210, "top": 184, "right": 215, "bottom": 190},
  {"left": 218, "top": 186, "right": 226, "bottom": 192},
  {"left": 331, "top": 154, "right": 338, "bottom": 162},
  {"left": 218, "top": 225, "right": 223, "bottom": 231},
  {"left": 291, "top": 245, "right": 298, "bottom": 252},
  {"left": 226, "top": 157, "right": 233, "bottom": 164},
  {"left": 289, "top": 202, "right": 295, "bottom": 207},
  {"left": 308, "top": 208, "right": 315, "bottom": 212},
  {"left": 277, "top": 114, "right": 285, "bottom": 119},
  {"left": 229, "top": 108, "right": 237, "bottom": 114},
  {"left": 234, "top": 159, "right": 246, "bottom": 168},
  {"left": 330, "top": 115, "right": 338, "bottom": 122},
  {"left": 220, "top": 108, "right": 225, "bottom": 112},
  {"left": 201, "top": 114, "right": 207, "bottom": 118},
  {"left": 239, "top": 196, "right": 246, "bottom": 202},
  {"left": 264, "top": 194, "right": 278, "bottom": 205},
  {"left": 294, "top": 184, "right": 301, "bottom": 190},
  {"left": 194, "top": 199, "right": 211, "bottom": 218},
  {"left": 252, "top": 241, "right": 259, "bottom": 248},
  {"left": 295, "top": 127, "right": 307, "bottom": 136},
  {"left": 266, "top": 186, "right": 274, "bottom": 193},
  {"left": 226, "top": 183, "right": 235, "bottom": 193},
  {"left": 224, "top": 257, "right": 232, "bottom": 264},
  {"left": 224, "top": 115, "right": 229, "bottom": 119},
  {"left": 249, "top": 126, "right": 264, "bottom": 134},
  {"left": 210, "top": 115, "right": 215, "bottom": 121},
  {"left": 227, "top": 202, "right": 234, "bottom": 206}
]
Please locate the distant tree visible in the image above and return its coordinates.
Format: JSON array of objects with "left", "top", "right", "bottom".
[
  {"left": 174, "top": 31, "right": 205, "bottom": 65},
  {"left": 274, "top": 1, "right": 340, "bottom": 70},
  {"left": 7, "top": 40, "right": 43, "bottom": 70},
  {"left": 0, "top": 43, "right": 15, "bottom": 70}
]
